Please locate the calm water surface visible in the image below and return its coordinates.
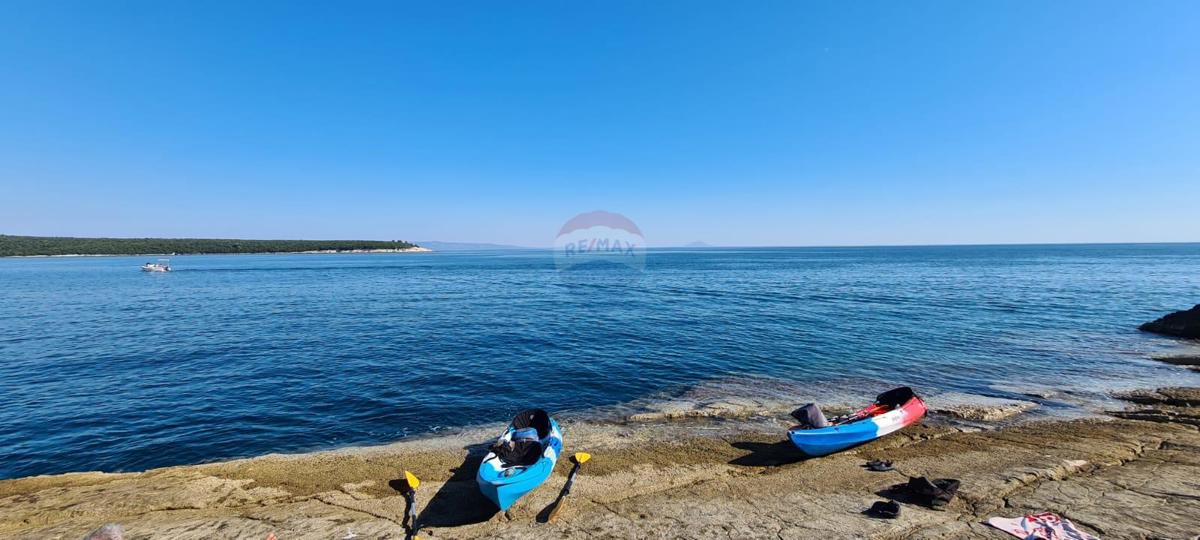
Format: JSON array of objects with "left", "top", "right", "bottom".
[{"left": 2, "top": 245, "right": 1199, "bottom": 478}]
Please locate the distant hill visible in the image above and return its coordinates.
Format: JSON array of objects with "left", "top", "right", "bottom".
[
  {"left": 415, "top": 241, "right": 528, "bottom": 251},
  {"left": 0, "top": 235, "right": 420, "bottom": 257},
  {"left": 683, "top": 241, "right": 713, "bottom": 248}
]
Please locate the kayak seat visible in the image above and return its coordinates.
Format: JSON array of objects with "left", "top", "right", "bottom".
[
  {"left": 490, "top": 409, "right": 553, "bottom": 467},
  {"left": 874, "top": 387, "right": 916, "bottom": 409},
  {"left": 512, "top": 408, "right": 553, "bottom": 439}
]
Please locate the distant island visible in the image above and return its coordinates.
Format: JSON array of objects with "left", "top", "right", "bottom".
[{"left": 0, "top": 235, "right": 428, "bottom": 257}]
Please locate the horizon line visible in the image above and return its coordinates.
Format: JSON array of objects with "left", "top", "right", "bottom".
[{"left": 3, "top": 233, "right": 1197, "bottom": 251}]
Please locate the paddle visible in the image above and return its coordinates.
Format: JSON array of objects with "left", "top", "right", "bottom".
[
  {"left": 400, "top": 470, "right": 422, "bottom": 540},
  {"left": 546, "top": 452, "right": 591, "bottom": 522}
]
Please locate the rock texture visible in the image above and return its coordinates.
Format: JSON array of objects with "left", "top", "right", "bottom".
[
  {"left": 3, "top": 395, "right": 1200, "bottom": 540},
  {"left": 929, "top": 393, "right": 1039, "bottom": 422},
  {"left": 1139, "top": 304, "right": 1200, "bottom": 338},
  {"left": 1110, "top": 387, "right": 1200, "bottom": 427},
  {"left": 1150, "top": 352, "right": 1200, "bottom": 372}
]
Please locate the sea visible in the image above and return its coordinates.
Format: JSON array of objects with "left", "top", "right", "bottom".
[{"left": 2, "top": 244, "right": 1199, "bottom": 479}]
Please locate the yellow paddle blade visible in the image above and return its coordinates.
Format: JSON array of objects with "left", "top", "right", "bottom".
[
  {"left": 404, "top": 470, "right": 421, "bottom": 490},
  {"left": 573, "top": 452, "right": 591, "bottom": 464}
]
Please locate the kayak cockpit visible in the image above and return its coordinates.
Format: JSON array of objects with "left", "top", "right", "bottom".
[{"left": 791, "top": 386, "right": 919, "bottom": 430}]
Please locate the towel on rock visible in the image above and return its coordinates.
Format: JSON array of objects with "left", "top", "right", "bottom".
[{"left": 986, "top": 512, "right": 1099, "bottom": 540}]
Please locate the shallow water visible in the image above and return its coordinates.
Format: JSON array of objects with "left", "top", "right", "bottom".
[{"left": 2, "top": 244, "right": 1198, "bottom": 479}]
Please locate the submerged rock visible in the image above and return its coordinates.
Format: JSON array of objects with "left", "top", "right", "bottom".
[
  {"left": 1149, "top": 353, "right": 1200, "bottom": 371},
  {"left": 1110, "top": 387, "right": 1200, "bottom": 426},
  {"left": 1113, "top": 387, "right": 1200, "bottom": 407},
  {"left": 928, "top": 393, "right": 1038, "bottom": 422},
  {"left": 1138, "top": 304, "right": 1200, "bottom": 338}
]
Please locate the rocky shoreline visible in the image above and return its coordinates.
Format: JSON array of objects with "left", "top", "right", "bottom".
[{"left": 2, "top": 388, "right": 1198, "bottom": 539}]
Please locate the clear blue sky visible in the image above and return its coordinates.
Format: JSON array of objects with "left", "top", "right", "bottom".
[{"left": 2, "top": 1, "right": 1197, "bottom": 247}]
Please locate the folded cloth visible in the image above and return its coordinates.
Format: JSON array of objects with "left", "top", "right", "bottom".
[
  {"left": 986, "top": 512, "right": 1099, "bottom": 540},
  {"left": 866, "top": 500, "right": 900, "bottom": 519},
  {"left": 906, "top": 477, "right": 960, "bottom": 510}
]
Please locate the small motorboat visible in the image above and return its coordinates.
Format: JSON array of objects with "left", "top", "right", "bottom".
[
  {"left": 476, "top": 409, "right": 562, "bottom": 511},
  {"left": 787, "top": 386, "right": 927, "bottom": 457},
  {"left": 141, "top": 259, "right": 171, "bottom": 272}
]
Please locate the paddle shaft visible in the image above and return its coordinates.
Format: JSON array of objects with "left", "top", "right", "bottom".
[
  {"left": 404, "top": 490, "right": 419, "bottom": 540},
  {"left": 546, "top": 462, "right": 582, "bottom": 522},
  {"left": 561, "top": 462, "right": 582, "bottom": 496}
]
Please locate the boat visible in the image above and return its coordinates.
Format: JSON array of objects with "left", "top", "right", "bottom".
[
  {"left": 141, "top": 259, "right": 171, "bottom": 272},
  {"left": 787, "top": 386, "right": 927, "bottom": 457},
  {"left": 476, "top": 409, "right": 563, "bottom": 511}
]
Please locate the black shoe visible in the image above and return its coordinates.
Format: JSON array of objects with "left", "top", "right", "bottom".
[
  {"left": 930, "top": 479, "right": 960, "bottom": 510},
  {"left": 906, "top": 476, "right": 960, "bottom": 510},
  {"left": 865, "top": 460, "right": 894, "bottom": 472},
  {"left": 866, "top": 500, "right": 901, "bottom": 519}
]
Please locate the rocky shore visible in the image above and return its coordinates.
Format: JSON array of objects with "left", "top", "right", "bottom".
[
  {"left": 1139, "top": 304, "right": 1200, "bottom": 339},
  {"left": 3, "top": 389, "right": 1198, "bottom": 539}
]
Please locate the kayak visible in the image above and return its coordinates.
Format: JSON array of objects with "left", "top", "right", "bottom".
[
  {"left": 787, "top": 387, "right": 927, "bottom": 457},
  {"left": 477, "top": 409, "right": 563, "bottom": 511}
]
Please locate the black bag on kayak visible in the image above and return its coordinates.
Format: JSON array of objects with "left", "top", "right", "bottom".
[
  {"left": 491, "top": 409, "right": 552, "bottom": 466},
  {"left": 491, "top": 439, "right": 542, "bottom": 467}
]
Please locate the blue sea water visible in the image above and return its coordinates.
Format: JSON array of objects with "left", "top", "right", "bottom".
[{"left": 1, "top": 244, "right": 1199, "bottom": 479}]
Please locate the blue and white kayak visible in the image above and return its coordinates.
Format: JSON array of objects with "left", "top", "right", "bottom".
[
  {"left": 477, "top": 409, "right": 563, "bottom": 511},
  {"left": 787, "top": 387, "right": 927, "bottom": 457}
]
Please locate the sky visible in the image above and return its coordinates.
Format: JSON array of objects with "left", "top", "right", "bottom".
[{"left": 1, "top": 1, "right": 1197, "bottom": 247}]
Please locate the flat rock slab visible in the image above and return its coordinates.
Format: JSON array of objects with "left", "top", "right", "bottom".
[
  {"left": 1114, "top": 386, "right": 1200, "bottom": 407},
  {"left": 1150, "top": 353, "right": 1200, "bottom": 372},
  {"left": 4, "top": 392, "right": 1200, "bottom": 540},
  {"left": 927, "top": 392, "right": 1039, "bottom": 422}
]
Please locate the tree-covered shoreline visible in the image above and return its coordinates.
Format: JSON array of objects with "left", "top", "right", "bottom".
[{"left": 0, "top": 235, "right": 419, "bottom": 257}]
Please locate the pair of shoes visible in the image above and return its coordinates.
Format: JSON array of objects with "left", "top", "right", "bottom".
[
  {"left": 865, "top": 460, "right": 894, "bottom": 472},
  {"left": 906, "top": 477, "right": 961, "bottom": 510},
  {"left": 866, "top": 500, "right": 900, "bottom": 519}
]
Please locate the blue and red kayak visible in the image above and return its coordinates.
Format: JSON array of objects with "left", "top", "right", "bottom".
[{"left": 787, "top": 387, "right": 927, "bottom": 457}]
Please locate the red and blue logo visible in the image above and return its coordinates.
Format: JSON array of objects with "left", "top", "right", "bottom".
[{"left": 554, "top": 210, "right": 646, "bottom": 272}]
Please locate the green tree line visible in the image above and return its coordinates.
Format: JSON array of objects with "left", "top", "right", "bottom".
[{"left": 0, "top": 235, "right": 419, "bottom": 257}]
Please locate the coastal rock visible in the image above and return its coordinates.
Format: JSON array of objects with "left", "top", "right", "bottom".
[
  {"left": 1138, "top": 304, "right": 1200, "bottom": 338},
  {"left": 929, "top": 393, "right": 1039, "bottom": 422},
  {"left": 1113, "top": 386, "right": 1200, "bottom": 407},
  {"left": 626, "top": 397, "right": 790, "bottom": 422},
  {"left": 1109, "top": 387, "right": 1200, "bottom": 427},
  {"left": 1149, "top": 352, "right": 1200, "bottom": 371},
  {"left": 4, "top": 400, "right": 1200, "bottom": 540}
]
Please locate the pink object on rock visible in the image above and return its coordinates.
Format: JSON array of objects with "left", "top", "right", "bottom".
[{"left": 985, "top": 512, "right": 1099, "bottom": 540}]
